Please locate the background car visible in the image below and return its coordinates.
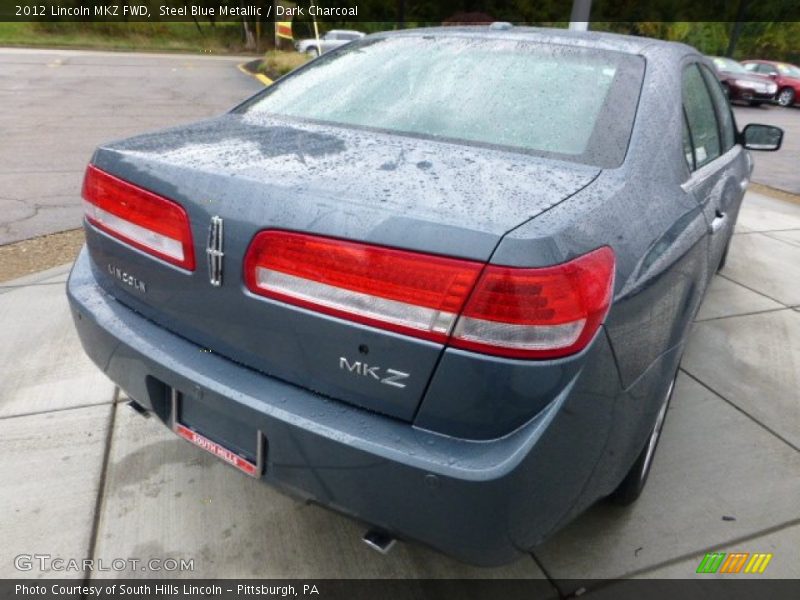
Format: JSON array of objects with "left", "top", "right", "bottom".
[
  {"left": 709, "top": 56, "right": 777, "bottom": 106},
  {"left": 294, "top": 29, "right": 365, "bottom": 57},
  {"left": 741, "top": 59, "right": 800, "bottom": 107}
]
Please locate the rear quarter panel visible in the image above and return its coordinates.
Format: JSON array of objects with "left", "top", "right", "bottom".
[{"left": 477, "top": 46, "right": 715, "bottom": 491}]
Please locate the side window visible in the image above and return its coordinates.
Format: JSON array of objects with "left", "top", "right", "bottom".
[
  {"left": 699, "top": 64, "right": 735, "bottom": 152},
  {"left": 682, "top": 64, "right": 721, "bottom": 169}
]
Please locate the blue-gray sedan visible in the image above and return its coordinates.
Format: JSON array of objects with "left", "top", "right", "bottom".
[{"left": 67, "top": 26, "right": 783, "bottom": 565}]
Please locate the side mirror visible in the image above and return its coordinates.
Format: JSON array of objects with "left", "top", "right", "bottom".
[{"left": 741, "top": 123, "right": 783, "bottom": 151}]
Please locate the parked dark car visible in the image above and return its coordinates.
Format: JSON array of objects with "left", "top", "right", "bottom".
[
  {"left": 741, "top": 59, "right": 800, "bottom": 107},
  {"left": 709, "top": 56, "right": 777, "bottom": 105},
  {"left": 67, "top": 26, "right": 783, "bottom": 566}
]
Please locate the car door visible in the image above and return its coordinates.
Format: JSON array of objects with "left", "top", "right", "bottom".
[{"left": 681, "top": 61, "right": 747, "bottom": 279}]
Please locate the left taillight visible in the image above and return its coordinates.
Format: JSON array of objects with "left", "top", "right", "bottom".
[{"left": 82, "top": 164, "right": 195, "bottom": 270}]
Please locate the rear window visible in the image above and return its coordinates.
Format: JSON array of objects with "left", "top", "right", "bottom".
[{"left": 239, "top": 35, "right": 645, "bottom": 167}]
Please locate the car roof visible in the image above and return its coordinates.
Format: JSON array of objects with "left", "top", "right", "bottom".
[{"left": 373, "top": 25, "right": 698, "bottom": 58}]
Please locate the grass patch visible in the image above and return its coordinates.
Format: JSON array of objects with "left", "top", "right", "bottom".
[
  {"left": 0, "top": 229, "right": 85, "bottom": 282},
  {"left": 259, "top": 50, "right": 310, "bottom": 80},
  {"left": 0, "top": 21, "right": 253, "bottom": 54}
]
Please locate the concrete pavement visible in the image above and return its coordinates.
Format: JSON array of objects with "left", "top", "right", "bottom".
[
  {"left": 0, "top": 47, "right": 262, "bottom": 245},
  {"left": 0, "top": 191, "right": 798, "bottom": 591}
]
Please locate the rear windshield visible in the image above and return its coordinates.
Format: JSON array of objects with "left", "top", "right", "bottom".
[{"left": 239, "top": 35, "right": 645, "bottom": 168}]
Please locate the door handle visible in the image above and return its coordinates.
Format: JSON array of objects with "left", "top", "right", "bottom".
[{"left": 711, "top": 210, "right": 727, "bottom": 234}]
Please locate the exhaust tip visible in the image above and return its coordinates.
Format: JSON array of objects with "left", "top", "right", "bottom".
[{"left": 362, "top": 529, "right": 396, "bottom": 555}]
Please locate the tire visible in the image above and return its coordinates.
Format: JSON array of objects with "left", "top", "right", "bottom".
[
  {"left": 717, "top": 236, "right": 732, "bottom": 273},
  {"left": 777, "top": 87, "right": 795, "bottom": 107},
  {"left": 607, "top": 375, "right": 676, "bottom": 506},
  {"left": 306, "top": 47, "right": 320, "bottom": 58}
]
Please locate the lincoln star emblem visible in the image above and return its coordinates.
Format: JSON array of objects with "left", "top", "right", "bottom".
[{"left": 206, "top": 216, "right": 224, "bottom": 286}]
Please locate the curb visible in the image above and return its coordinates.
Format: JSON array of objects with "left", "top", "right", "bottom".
[
  {"left": 0, "top": 262, "right": 73, "bottom": 290},
  {"left": 749, "top": 182, "right": 800, "bottom": 206},
  {"left": 237, "top": 62, "right": 272, "bottom": 87}
]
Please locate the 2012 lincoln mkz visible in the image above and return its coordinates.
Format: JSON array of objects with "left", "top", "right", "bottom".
[{"left": 67, "top": 26, "right": 783, "bottom": 565}]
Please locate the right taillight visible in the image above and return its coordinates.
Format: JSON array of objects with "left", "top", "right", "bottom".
[
  {"left": 243, "top": 230, "right": 483, "bottom": 343},
  {"left": 450, "top": 247, "right": 615, "bottom": 358},
  {"left": 82, "top": 165, "right": 195, "bottom": 270},
  {"left": 244, "top": 230, "right": 614, "bottom": 360}
]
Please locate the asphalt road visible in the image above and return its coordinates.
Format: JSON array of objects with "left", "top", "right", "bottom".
[
  {"left": 733, "top": 103, "right": 800, "bottom": 195},
  {"left": 0, "top": 47, "right": 262, "bottom": 245}
]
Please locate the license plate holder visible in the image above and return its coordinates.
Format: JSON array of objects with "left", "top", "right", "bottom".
[{"left": 170, "top": 388, "right": 264, "bottom": 478}]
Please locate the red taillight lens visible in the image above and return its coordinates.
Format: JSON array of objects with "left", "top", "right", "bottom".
[
  {"left": 244, "top": 230, "right": 614, "bottom": 359},
  {"left": 451, "top": 247, "right": 615, "bottom": 358},
  {"left": 243, "top": 231, "right": 483, "bottom": 342},
  {"left": 82, "top": 165, "right": 195, "bottom": 270}
]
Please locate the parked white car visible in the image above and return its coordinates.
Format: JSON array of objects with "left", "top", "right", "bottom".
[{"left": 295, "top": 29, "right": 365, "bottom": 56}]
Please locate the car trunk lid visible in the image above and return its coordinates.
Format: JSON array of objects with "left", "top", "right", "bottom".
[{"left": 84, "top": 114, "right": 600, "bottom": 421}]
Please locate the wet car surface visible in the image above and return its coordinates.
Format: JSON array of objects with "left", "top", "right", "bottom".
[{"left": 67, "top": 26, "right": 783, "bottom": 565}]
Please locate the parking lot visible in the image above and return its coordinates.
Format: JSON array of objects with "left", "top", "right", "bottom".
[
  {"left": 0, "top": 47, "right": 261, "bottom": 245},
  {"left": 0, "top": 47, "right": 799, "bottom": 594}
]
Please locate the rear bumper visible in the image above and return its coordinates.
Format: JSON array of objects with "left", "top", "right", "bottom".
[{"left": 67, "top": 247, "right": 623, "bottom": 566}]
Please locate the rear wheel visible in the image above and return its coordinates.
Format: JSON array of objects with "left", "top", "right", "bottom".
[
  {"left": 607, "top": 375, "right": 675, "bottom": 506},
  {"left": 717, "top": 236, "right": 732, "bottom": 272},
  {"left": 777, "top": 87, "right": 795, "bottom": 107}
]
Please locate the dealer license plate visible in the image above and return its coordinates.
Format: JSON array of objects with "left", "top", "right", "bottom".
[{"left": 170, "top": 388, "right": 263, "bottom": 477}]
